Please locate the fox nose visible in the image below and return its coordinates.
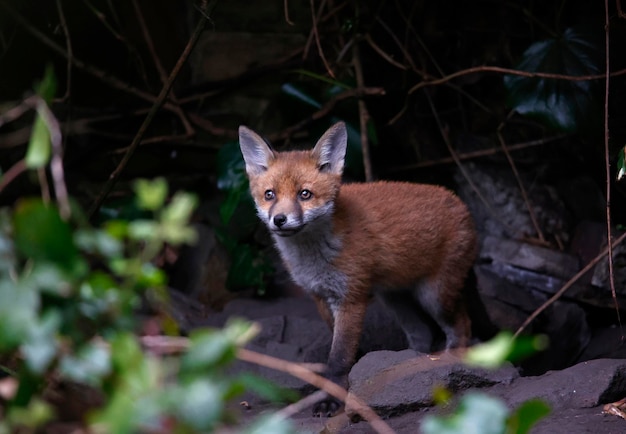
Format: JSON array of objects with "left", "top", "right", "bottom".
[{"left": 273, "top": 214, "right": 287, "bottom": 228}]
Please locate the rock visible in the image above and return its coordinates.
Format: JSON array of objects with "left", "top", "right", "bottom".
[
  {"left": 491, "top": 359, "right": 626, "bottom": 410},
  {"left": 481, "top": 236, "right": 579, "bottom": 280},
  {"left": 592, "top": 232, "right": 626, "bottom": 295},
  {"left": 345, "top": 350, "right": 519, "bottom": 418},
  {"left": 475, "top": 264, "right": 592, "bottom": 375},
  {"left": 455, "top": 162, "right": 570, "bottom": 245}
]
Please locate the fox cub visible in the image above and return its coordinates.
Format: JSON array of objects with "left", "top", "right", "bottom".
[{"left": 238, "top": 122, "right": 477, "bottom": 416}]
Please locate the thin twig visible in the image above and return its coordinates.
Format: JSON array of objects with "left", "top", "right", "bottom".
[
  {"left": 514, "top": 231, "right": 626, "bottom": 338},
  {"left": 497, "top": 114, "right": 545, "bottom": 243},
  {"left": 132, "top": 0, "right": 194, "bottom": 136},
  {"left": 132, "top": 0, "right": 168, "bottom": 84},
  {"left": 271, "top": 87, "right": 385, "bottom": 142},
  {"left": 308, "top": 0, "right": 334, "bottom": 78},
  {"left": 0, "top": 95, "right": 38, "bottom": 127},
  {"left": 352, "top": 43, "right": 373, "bottom": 181},
  {"left": 276, "top": 390, "right": 328, "bottom": 419},
  {"left": 87, "top": 5, "right": 212, "bottom": 219},
  {"left": 386, "top": 134, "right": 568, "bottom": 172},
  {"left": 603, "top": 0, "right": 622, "bottom": 331},
  {"left": 139, "top": 336, "right": 395, "bottom": 434},
  {"left": 424, "top": 92, "right": 519, "bottom": 236},
  {"left": 364, "top": 33, "right": 407, "bottom": 71},
  {"left": 389, "top": 65, "right": 626, "bottom": 125},
  {"left": 0, "top": 3, "right": 182, "bottom": 115},
  {"left": 237, "top": 348, "right": 395, "bottom": 434},
  {"left": 55, "top": 0, "right": 72, "bottom": 101},
  {"left": 0, "top": 160, "right": 27, "bottom": 194},
  {"left": 284, "top": 0, "right": 295, "bottom": 25}
]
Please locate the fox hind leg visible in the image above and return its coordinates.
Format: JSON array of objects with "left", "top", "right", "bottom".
[
  {"left": 376, "top": 291, "right": 440, "bottom": 353},
  {"left": 414, "top": 278, "right": 471, "bottom": 350}
]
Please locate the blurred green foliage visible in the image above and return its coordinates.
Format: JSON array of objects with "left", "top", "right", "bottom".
[{"left": 0, "top": 176, "right": 294, "bottom": 433}]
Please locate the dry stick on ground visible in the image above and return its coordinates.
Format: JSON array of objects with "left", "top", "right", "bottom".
[
  {"left": 139, "top": 336, "right": 396, "bottom": 434},
  {"left": 352, "top": 42, "right": 374, "bottom": 182},
  {"left": 514, "top": 231, "right": 626, "bottom": 338},
  {"left": 603, "top": 0, "right": 622, "bottom": 330},
  {"left": 497, "top": 114, "right": 546, "bottom": 244},
  {"left": 86, "top": 6, "right": 212, "bottom": 220},
  {"left": 236, "top": 348, "right": 396, "bottom": 434},
  {"left": 389, "top": 65, "right": 626, "bottom": 125}
]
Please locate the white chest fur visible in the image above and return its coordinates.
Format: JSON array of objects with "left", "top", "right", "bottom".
[{"left": 273, "top": 224, "right": 348, "bottom": 304}]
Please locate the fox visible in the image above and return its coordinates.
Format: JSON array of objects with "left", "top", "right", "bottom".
[{"left": 238, "top": 122, "right": 478, "bottom": 417}]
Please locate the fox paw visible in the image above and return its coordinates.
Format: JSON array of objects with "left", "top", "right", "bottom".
[{"left": 312, "top": 396, "right": 342, "bottom": 417}]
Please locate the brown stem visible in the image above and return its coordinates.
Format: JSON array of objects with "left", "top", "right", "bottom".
[
  {"left": 424, "top": 92, "right": 519, "bottom": 236},
  {"left": 389, "top": 65, "right": 626, "bottom": 125},
  {"left": 604, "top": 0, "right": 622, "bottom": 330},
  {"left": 497, "top": 115, "right": 545, "bottom": 243},
  {"left": 353, "top": 42, "right": 374, "bottom": 181}
]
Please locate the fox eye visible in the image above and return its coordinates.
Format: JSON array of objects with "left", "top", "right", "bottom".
[
  {"left": 299, "top": 189, "right": 313, "bottom": 200},
  {"left": 264, "top": 190, "right": 275, "bottom": 201}
]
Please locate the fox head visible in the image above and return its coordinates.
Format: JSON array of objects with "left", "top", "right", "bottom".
[{"left": 238, "top": 122, "right": 347, "bottom": 237}]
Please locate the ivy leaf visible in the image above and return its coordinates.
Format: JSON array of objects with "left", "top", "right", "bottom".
[
  {"left": 25, "top": 65, "right": 57, "bottom": 169},
  {"left": 504, "top": 28, "right": 601, "bottom": 132},
  {"left": 13, "top": 199, "right": 80, "bottom": 271},
  {"left": 507, "top": 399, "right": 551, "bottom": 434},
  {"left": 617, "top": 146, "right": 625, "bottom": 181}
]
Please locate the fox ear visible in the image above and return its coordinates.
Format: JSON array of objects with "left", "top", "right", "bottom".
[
  {"left": 239, "top": 126, "right": 275, "bottom": 176},
  {"left": 312, "top": 122, "right": 347, "bottom": 175}
]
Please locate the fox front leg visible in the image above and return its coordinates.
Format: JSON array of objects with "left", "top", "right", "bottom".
[{"left": 313, "top": 300, "right": 367, "bottom": 417}]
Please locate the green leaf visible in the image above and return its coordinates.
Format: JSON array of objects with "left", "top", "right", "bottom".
[
  {"left": 34, "top": 64, "right": 57, "bottom": 103},
  {"left": 617, "top": 146, "right": 625, "bottom": 181},
  {"left": 5, "top": 398, "right": 54, "bottom": 429},
  {"left": 243, "top": 414, "right": 295, "bottom": 434},
  {"left": 465, "top": 332, "right": 548, "bottom": 368},
  {"left": 421, "top": 392, "right": 509, "bottom": 434},
  {"left": 13, "top": 199, "right": 80, "bottom": 271},
  {"left": 220, "top": 187, "right": 243, "bottom": 225},
  {"left": 25, "top": 66, "right": 57, "bottom": 168},
  {"left": 506, "top": 399, "right": 550, "bottom": 434},
  {"left": 0, "top": 280, "right": 38, "bottom": 349},
  {"left": 25, "top": 115, "right": 51, "bottom": 168},
  {"left": 181, "top": 330, "right": 236, "bottom": 373},
  {"left": 171, "top": 379, "right": 223, "bottom": 430},
  {"left": 217, "top": 140, "right": 248, "bottom": 191},
  {"left": 281, "top": 83, "right": 323, "bottom": 108},
  {"left": 504, "top": 28, "right": 601, "bottom": 132},
  {"left": 22, "top": 310, "right": 61, "bottom": 374},
  {"left": 59, "top": 342, "right": 111, "bottom": 387},
  {"left": 134, "top": 178, "right": 168, "bottom": 211}
]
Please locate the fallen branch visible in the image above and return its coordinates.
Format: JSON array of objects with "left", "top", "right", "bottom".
[{"left": 139, "top": 335, "right": 395, "bottom": 434}]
